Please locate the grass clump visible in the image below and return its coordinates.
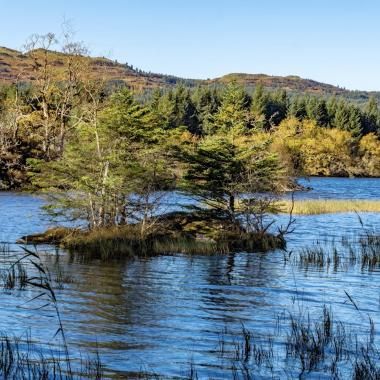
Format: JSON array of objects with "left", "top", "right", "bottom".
[
  {"left": 62, "top": 227, "right": 285, "bottom": 259},
  {"left": 359, "top": 234, "right": 380, "bottom": 269},
  {"left": 215, "top": 304, "right": 379, "bottom": 379},
  {"left": 2, "top": 262, "right": 28, "bottom": 290},
  {"left": 294, "top": 233, "right": 380, "bottom": 272},
  {"left": 0, "top": 334, "right": 102, "bottom": 379},
  {"left": 280, "top": 199, "right": 380, "bottom": 215}
]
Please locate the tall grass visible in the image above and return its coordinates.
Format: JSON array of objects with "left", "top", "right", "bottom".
[
  {"left": 294, "top": 233, "right": 380, "bottom": 271},
  {"left": 2, "top": 262, "right": 28, "bottom": 290},
  {"left": 0, "top": 333, "right": 102, "bottom": 379},
  {"left": 0, "top": 245, "right": 103, "bottom": 379},
  {"left": 280, "top": 199, "right": 380, "bottom": 215},
  {"left": 214, "top": 305, "right": 379, "bottom": 379}
]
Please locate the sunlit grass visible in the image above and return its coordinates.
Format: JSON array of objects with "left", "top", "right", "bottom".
[{"left": 280, "top": 199, "right": 380, "bottom": 215}]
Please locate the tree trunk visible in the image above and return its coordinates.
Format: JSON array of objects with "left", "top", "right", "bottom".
[
  {"left": 42, "top": 100, "right": 50, "bottom": 159},
  {"left": 98, "top": 161, "right": 109, "bottom": 227},
  {"left": 229, "top": 194, "right": 235, "bottom": 214}
]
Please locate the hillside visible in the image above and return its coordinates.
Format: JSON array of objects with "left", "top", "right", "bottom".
[
  {"left": 0, "top": 46, "right": 195, "bottom": 90},
  {"left": 212, "top": 73, "right": 380, "bottom": 104},
  {"left": 0, "top": 46, "right": 378, "bottom": 102}
]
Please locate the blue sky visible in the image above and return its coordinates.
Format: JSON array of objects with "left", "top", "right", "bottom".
[{"left": 1, "top": 0, "right": 379, "bottom": 90}]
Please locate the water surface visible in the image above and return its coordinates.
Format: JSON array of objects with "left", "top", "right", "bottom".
[{"left": 0, "top": 178, "right": 379, "bottom": 378}]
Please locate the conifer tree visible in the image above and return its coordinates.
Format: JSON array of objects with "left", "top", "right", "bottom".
[
  {"left": 179, "top": 133, "right": 282, "bottom": 224},
  {"left": 333, "top": 101, "right": 350, "bottom": 130},
  {"left": 289, "top": 96, "right": 307, "bottom": 120},
  {"left": 364, "top": 96, "right": 380, "bottom": 134},
  {"left": 212, "top": 83, "right": 251, "bottom": 136},
  {"left": 251, "top": 84, "right": 268, "bottom": 128}
]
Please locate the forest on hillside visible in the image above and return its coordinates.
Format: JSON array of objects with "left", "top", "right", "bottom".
[
  {"left": 0, "top": 33, "right": 379, "bottom": 235},
  {"left": 1, "top": 45, "right": 380, "bottom": 189}
]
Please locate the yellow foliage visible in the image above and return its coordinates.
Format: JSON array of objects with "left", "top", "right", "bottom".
[
  {"left": 272, "top": 118, "right": 355, "bottom": 176},
  {"left": 358, "top": 133, "right": 380, "bottom": 176}
]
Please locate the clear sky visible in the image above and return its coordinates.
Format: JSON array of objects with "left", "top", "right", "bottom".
[{"left": 1, "top": 0, "right": 379, "bottom": 90}]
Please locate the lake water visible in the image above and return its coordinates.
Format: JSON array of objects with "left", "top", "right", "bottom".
[{"left": 0, "top": 178, "right": 379, "bottom": 378}]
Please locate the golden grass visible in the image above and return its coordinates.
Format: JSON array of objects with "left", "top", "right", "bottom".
[{"left": 280, "top": 199, "right": 380, "bottom": 215}]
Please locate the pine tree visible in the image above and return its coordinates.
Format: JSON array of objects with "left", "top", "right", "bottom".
[
  {"left": 333, "top": 101, "right": 350, "bottom": 130},
  {"left": 313, "top": 99, "right": 329, "bottom": 127},
  {"left": 192, "top": 86, "right": 220, "bottom": 135},
  {"left": 251, "top": 84, "right": 268, "bottom": 128},
  {"left": 266, "top": 89, "right": 288, "bottom": 126},
  {"left": 347, "top": 106, "right": 362, "bottom": 137},
  {"left": 289, "top": 96, "right": 307, "bottom": 120},
  {"left": 327, "top": 97, "right": 338, "bottom": 124},
  {"left": 212, "top": 83, "right": 251, "bottom": 136},
  {"left": 179, "top": 133, "right": 282, "bottom": 223},
  {"left": 364, "top": 96, "right": 380, "bottom": 134}
]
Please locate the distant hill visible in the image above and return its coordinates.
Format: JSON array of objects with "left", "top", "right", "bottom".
[
  {"left": 0, "top": 46, "right": 379, "bottom": 103},
  {"left": 0, "top": 46, "right": 196, "bottom": 90},
  {"left": 211, "top": 73, "right": 380, "bottom": 104}
]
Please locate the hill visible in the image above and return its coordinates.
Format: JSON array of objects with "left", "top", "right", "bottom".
[
  {"left": 0, "top": 46, "right": 196, "bottom": 90},
  {"left": 212, "top": 73, "right": 380, "bottom": 104},
  {"left": 0, "top": 46, "right": 379, "bottom": 103}
]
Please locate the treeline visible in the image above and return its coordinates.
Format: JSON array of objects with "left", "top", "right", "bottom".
[
  {"left": 0, "top": 33, "right": 379, "bottom": 196},
  {"left": 142, "top": 84, "right": 380, "bottom": 177},
  {"left": 124, "top": 61, "right": 198, "bottom": 86},
  {"left": 1, "top": 78, "right": 380, "bottom": 191},
  {"left": 146, "top": 83, "right": 380, "bottom": 137},
  {"left": 0, "top": 32, "right": 378, "bottom": 239}
]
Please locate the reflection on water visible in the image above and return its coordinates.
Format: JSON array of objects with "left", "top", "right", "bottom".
[{"left": 0, "top": 178, "right": 379, "bottom": 378}]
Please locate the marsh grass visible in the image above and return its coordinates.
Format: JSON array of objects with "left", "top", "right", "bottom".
[
  {"left": 298, "top": 246, "right": 337, "bottom": 268},
  {"left": 60, "top": 225, "right": 284, "bottom": 259},
  {"left": 2, "top": 262, "right": 28, "bottom": 290},
  {"left": 294, "top": 233, "right": 380, "bottom": 271},
  {"left": 0, "top": 246, "right": 103, "bottom": 379},
  {"left": 280, "top": 199, "right": 380, "bottom": 215},
  {"left": 359, "top": 234, "right": 380, "bottom": 269},
  {"left": 53, "top": 266, "right": 74, "bottom": 289},
  {"left": 0, "top": 333, "right": 102, "bottom": 379},
  {"left": 285, "top": 306, "right": 351, "bottom": 375},
  {"left": 66, "top": 235, "right": 227, "bottom": 259},
  {"left": 215, "top": 304, "right": 379, "bottom": 379},
  {"left": 217, "top": 325, "right": 275, "bottom": 379}
]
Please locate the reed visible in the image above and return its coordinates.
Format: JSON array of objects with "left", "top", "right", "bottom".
[
  {"left": 285, "top": 306, "right": 343, "bottom": 373},
  {"left": 0, "top": 333, "right": 102, "bottom": 379},
  {"left": 215, "top": 303, "right": 379, "bottom": 379},
  {"left": 294, "top": 233, "right": 380, "bottom": 271},
  {"left": 2, "top": 246, "right": 103, "bottom": 379},
  {"left": 2, "top": 262, "right": 28, "bottom": 290},
  {"left": 280, "top": 199, "right": 380, "bottom": 215},
  {"left": 360, "top": 234, "right": 380, "bottom": 269}
]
